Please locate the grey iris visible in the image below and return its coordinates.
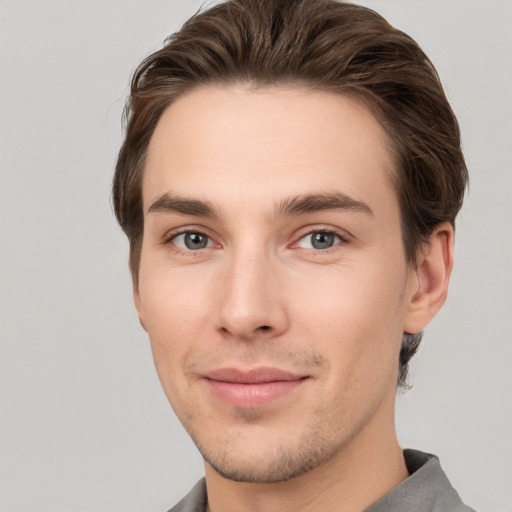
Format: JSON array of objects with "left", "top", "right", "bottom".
[
  {"left": 311, "top": 232, "right": 335, "bottom": 249},
  {"left": 185, "top": 233, "right": 208, "bottom": 249}
]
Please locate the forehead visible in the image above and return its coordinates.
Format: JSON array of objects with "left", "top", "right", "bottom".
[{"left": 143, "top": 85, "right": 398, "bottom": 219}]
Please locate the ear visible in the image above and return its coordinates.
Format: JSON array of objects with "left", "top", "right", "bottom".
[
  {"left": 133, "top": 286, "right": 148, "bottom": 332},
  {"left": 403, "top": 222, "right": 454, "bottom": 334}
]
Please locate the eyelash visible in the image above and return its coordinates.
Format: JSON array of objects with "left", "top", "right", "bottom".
[
  {"left": 292, "top": 227, "right": 349, "bottom": 253},
  {"left": 162, "top": 226, "right": 350, "bottom": 254},
  {"left": 162, "top": 228, "right": 217, "bottom": 255}
]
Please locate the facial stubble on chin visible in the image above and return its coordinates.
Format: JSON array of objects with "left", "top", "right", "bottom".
[
  {"left": 194, "top": 410, "right": 336, "bottom": 484},
  {"left": 178, "top": 348, "right": 332, "bottom": 484}
]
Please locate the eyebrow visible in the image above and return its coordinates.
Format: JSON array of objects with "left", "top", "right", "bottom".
[
  {"left": 276, "top": 192, "right": 373, "bottom": 217},
  {"left": 147, "top": 191, "right": 373, "bottom": 219},
  {"left": 148, "top": 194, "right": 219, "bottom": 218}
]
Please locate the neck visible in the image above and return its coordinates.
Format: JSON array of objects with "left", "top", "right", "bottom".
[{"left": 204, "top": 395, "right": 408, "bottom": 512}]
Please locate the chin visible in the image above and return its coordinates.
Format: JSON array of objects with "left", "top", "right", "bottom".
[
  {"left": 196, "top": 428, "right": 340, "bottom": 483},
  {"left": 205, "top": 451, "right": 324, "bottom": 483}
]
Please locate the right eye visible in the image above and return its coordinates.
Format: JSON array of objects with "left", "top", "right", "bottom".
[{"left": 171, "top": 232, "right": 215, "bottom": 251}]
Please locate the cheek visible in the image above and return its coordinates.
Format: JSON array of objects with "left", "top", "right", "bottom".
[
  {"left": 295, "top": 258, "right": 406, "bottom": 329},
  {"left": 291, "top": 259, "right": 406, "bottom": 380},
  {"left": 137, "top": 264, "right": 215, "bottom": 389},
  {"left": 139, "top": 257, "right": 213, "bottom": 334}
]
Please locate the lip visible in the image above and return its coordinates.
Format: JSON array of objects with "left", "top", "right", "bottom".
[{"left": 203, "top": 367, "right": 308, "bottom": 408}]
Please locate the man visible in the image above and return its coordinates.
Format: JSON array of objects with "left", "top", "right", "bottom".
[{"left": 112, "top": 0, "right": 475, "bottom": 511}]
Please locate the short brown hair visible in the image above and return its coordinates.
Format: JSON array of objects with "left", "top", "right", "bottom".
[{"left": 112, "top": 0, "right": 468, "bottom": 387}]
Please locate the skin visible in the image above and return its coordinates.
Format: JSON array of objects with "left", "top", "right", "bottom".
[{"left": 134, "top": 86, "right": 453, "bottom": 512}]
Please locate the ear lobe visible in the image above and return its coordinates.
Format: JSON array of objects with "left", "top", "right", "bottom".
[
  {"left": 403, "top": 222, "right": 454, "bottom": 334},
  {"left": 133, "top": 287, "right": 148, "bottom": 332}
]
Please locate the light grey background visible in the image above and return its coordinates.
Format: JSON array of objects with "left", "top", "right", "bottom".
[{"left": 0, "top": 1, "right": 510, "bottom": 511}]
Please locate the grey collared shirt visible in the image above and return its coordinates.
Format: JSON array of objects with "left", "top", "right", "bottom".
[{"left": 168, "top": 449, "right": 476, "bottom": 512}]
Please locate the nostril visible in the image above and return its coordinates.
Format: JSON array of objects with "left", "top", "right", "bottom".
[{"left": 258, "top": 325, "right": 271, "bottom": 331}]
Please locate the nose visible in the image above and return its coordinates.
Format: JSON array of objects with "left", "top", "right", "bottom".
[{"left": 215, "top": 249, "right": 290, "bottom": 341}]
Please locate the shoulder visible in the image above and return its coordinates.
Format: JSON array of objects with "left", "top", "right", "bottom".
[
  {"left": 365, "top": 449, "right": 477, "bottom": 512},
  {"left": 167, "top": 479, "right": 207, "bottom": 512}
]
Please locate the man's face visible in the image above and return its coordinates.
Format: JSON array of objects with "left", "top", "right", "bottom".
[{"left": 135, "top": 86, "right": 419, "bottom": 482}]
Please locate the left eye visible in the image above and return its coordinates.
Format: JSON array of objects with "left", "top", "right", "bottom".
[
  {"left": 171, "top": 232, "right": 215, "bottom": 250},
  {"left": 296, "top": 231, "right": 341, "bottom": 250}
]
